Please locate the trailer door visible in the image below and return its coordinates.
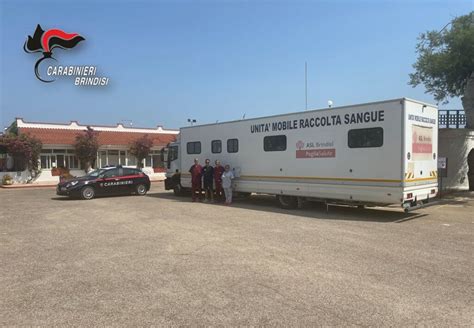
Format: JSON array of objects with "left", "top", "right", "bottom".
[{"left": 403, "top": 100, "right": 438, "bottom": 202}]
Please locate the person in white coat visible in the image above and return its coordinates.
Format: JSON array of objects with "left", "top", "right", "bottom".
[{"left": 221, "top": 164, "right": 234, "bottom": 205}]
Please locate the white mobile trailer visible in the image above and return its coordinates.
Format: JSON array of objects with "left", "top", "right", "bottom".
[{"left": 164, "top": 98, "right": 438, "bottom": 211}]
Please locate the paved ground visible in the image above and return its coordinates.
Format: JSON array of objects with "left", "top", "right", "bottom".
[{"left": 0, "top": 185, "right": 472, "bottom": 326}]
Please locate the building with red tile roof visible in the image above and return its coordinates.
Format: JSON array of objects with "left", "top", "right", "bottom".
[{"left": 2, "top": 118, "right": 179, "bottom": 183}]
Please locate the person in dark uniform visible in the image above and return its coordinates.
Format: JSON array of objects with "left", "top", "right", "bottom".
[
  {"left": 468, "top": 148, "right": 474, "bottom": 191},
  {"left": 213, "top": 160, "right": 225, "bottom": 201},
  {"left": 202, "top": 159, "right": 214, "bottom": 202},
  {"left": 189, "top": 158, "right": 202, "bottom": 202}
]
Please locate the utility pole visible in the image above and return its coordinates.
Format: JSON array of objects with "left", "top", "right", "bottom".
[{"left": 305, "top": 61, "right": 308, "bottom": 111}]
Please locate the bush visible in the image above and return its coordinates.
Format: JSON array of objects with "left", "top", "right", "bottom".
[
  {"left": 129, "top": 135, "right": 153, "bottom": 168},
  {"left": 2, "top": 174, "right": 13, "bottom": 185},
  {"left": 74, "top": 128, "right": 99, "bottom": 172},
  {"left": 0, "top": 133, "right": 42, "bottom": 174}
]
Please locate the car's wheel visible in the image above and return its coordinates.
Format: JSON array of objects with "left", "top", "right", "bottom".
[
  {"left": 277, "top": 195, "right": 298, "bottom": 209},
  {"left": 81, "top": 186, "right": 95, "bottom": 200},
  {"left": 136, "top": 184, "right": 147, "bottom": 196}
]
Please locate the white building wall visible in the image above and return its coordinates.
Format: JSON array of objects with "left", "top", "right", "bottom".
[
  {"left": 438, "top": 129, "right": 474, "bottom": 190},
  {"left": 1, "top": 147, "right": 166, "bottom": 185}
]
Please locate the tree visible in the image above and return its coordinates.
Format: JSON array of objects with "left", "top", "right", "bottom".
[
  {"left": 0, "top": 133, "right": 42, "bottom": 178},
  {"left": 409, "top": 12, "right": 474, "bottom": 128},
  {"left": 74, "top": 128, "right": 99, "bottom": 172},
  {"left": 129, "top": 135, "right": 153, "bottom": 168}
]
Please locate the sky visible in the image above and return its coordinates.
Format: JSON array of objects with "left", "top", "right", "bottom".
[{"left": 0, "top": 0, "right": 472, "bottom": 131}]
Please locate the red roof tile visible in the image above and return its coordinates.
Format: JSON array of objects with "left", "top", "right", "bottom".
[{"left": 19, "top": 128, "right": 176, "bottom": 147}]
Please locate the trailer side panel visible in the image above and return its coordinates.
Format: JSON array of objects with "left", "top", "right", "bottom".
[{"left": 178, "top": 99, "right": 411, "bottom": 205}]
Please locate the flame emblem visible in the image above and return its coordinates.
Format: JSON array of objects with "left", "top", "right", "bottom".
[{"left": 24, "top": 24, "right": 85, "bottom": 82}]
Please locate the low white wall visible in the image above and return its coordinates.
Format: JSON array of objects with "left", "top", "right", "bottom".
[
  {"left": 438, "top": 129, "right": 474, "bottom": 190},
  {"left": 0, "top": 171, "right": 32, "bottom": 184},
  {"left": 33, "top": 169, "right": 86, "bottom": 183},
  {"left": 1, "top": 168, "right": 164, "bottom": 184},
  {"left": 141, "top": 168, "right": 165, "bottom": 181}
]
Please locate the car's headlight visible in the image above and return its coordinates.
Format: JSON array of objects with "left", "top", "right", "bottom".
[{"left": 67, "top": 181, "right": 79, "bottom": 188}]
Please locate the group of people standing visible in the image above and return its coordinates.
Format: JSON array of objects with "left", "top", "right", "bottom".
[{"left": 189, "top": 158, "right": 235, "bottom": 204}]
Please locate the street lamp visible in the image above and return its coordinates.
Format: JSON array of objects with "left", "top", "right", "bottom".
[
  {"left": 328, "top": 100, "right": 333, "bottom": 108},
  {"left": 187, "top": 119, "right": 197, "bottom": 126}
]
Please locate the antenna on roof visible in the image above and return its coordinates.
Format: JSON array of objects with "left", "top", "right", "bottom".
[{"left": 121, "top": 119, "right": 133, "bottom": 127}]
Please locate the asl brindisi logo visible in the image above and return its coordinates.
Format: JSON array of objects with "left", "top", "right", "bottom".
[{"left": 24, "top": 24, "right": 109, "bottom": 86}]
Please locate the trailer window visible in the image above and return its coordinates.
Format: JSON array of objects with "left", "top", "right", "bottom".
[
  {"left": 264, "top": 135, "right": 287, "bottom": 152},
  {"left": 186, "top": 142, "right": 201, "bottom": 154},
  {"left": 348, "top": 127, "right": 383, "bottom": 148},
  {"left": 227, "top": 139, "right": 239, "bottom": 153},
  {"left": 211, "top": 140, "right": 222, "bottom": 153}
]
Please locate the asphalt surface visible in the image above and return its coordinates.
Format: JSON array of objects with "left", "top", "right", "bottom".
[{"left": 0, "top": 185, "right": 472, "bottom": 326}]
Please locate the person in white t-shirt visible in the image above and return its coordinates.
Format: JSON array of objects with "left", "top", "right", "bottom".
[{"left": 221, "top": 164, "right": 234, "bottom": 205}]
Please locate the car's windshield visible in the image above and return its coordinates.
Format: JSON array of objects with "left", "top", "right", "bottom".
[{"left": 87, "top": 169, "right": 106, "bottom": 177}]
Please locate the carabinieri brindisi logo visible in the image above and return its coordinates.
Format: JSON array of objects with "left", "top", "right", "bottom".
[{"left": 24, "top": 24, "right": 109, "bottom": 86}]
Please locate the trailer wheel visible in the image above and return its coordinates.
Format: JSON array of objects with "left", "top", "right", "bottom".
[
  {"left": 173, "top": 184, "right": 185, "bottom": 196},
  {"left": 237, "top": 192, "right": 252, "bottom": 199},
  {"left": 277, "top": 195, "right": 298, "bottom": 209}
]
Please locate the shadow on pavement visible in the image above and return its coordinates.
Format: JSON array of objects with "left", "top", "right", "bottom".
[
  {"left": 51, "top": 197, "right": 81, "bottom": 201},
  {"left": 146, "top": 191, "right": 428, "bottom": 223},
  {"left": 435, "top": 191, "right": 474, "bottom": 205},
  {"left": 51, "top": 194, "right": 138, "bottom": 201}
]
